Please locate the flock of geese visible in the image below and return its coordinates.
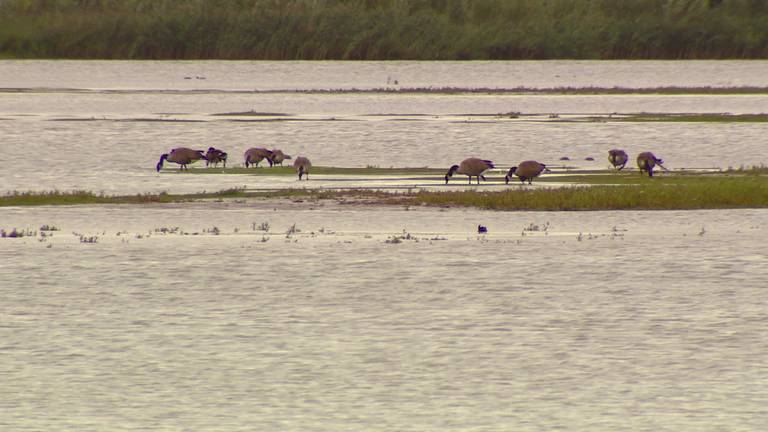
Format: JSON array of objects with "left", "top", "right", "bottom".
[
  {"left": 156, "top": 147, "right": 313, "bottom": 180},
  {"left": 156, "top": 146, "right": 664, "bottom": 184}
]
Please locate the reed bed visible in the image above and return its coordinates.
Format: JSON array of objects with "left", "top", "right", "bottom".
[
  {"left": 2, "top": 0, "right": 768, "bottom": 60},
  {"left": 409, "top": 177, "right": 768, "bottom": 210}
]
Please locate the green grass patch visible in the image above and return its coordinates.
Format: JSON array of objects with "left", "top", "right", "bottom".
[
  {"left": 0, "top": 189, "right": 247, "bottom": 206},
  {"left": 5, "top": 173, "right": 768, "bottom": 211},
  {"left": 406, "top": 176, "right": 768, "bottom": 210}
]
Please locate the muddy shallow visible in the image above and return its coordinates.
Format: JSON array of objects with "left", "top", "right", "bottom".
[{"left": 2, "top": 202, "right": 767, "bottom": 430}]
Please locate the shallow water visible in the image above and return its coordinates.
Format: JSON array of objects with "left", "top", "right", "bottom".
[
  {"left": 2, "top": 61, "right": 768, "bottom": 430},
  {"left": 1, "top": 203, "right": 767, "bottom": 431},
  {"left": 2, "top": 60, "right": 768, "bottom": 194}
]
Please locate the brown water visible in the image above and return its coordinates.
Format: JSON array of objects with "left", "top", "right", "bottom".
[{"left": 2, "top": 61, "right": 768, "bottom": 430}]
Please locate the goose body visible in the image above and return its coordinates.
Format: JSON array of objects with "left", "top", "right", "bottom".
[
  {"left": 205, "top": 147, "right": 228, "bottom": 168},
  {"left": 156, "top": 147, "right": 205, "bottom": 172},
  {"left": 505, "top": 160, "right": 548, "bottom": 184},
  {"left": 608, "top": 149, "right": 628, "bottom": 171},
  {"left": 637, "top": 152, "right": 664, "bottom": 177},
  {"left": 244, "top": 148, "right": 274, "bottom": 168},
  {"left": 293, "top": 156, "right": 312, "bottom": 180},
  {"left": 271, "top": 149, "right": 292, "bottom": 166},
  {"left": 445, "top": 158, "right": 494, "bottom": 184}
]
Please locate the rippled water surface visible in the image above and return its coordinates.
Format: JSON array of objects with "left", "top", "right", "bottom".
[
  {"left": 2, "top": 60, "right": 768, "bottom": 194},
  {"left": 1, "top": 204, "right": 767, "bottom": 431},
  {"left": 2, "top": 61, "right": 768, "bottom": 430}
]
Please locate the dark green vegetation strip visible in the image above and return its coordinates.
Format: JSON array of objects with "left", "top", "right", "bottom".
[
  {"left": 4, "top": 174, "right": 768, "bottom": 210},
  {"left": 2, "top": 0, "right": 768, "bottom": 60},
  {"left": 408, "top": 177, "right": 768, "bottom": 211}
]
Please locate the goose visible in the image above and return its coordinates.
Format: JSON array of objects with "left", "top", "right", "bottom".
[
  {"left": 293, "top": 156, "right": 312, "bottom": 180},
  {"left": 637, "top": 152, "right": 665, "bottom": 177},
  {"left": 445, "top": 158, "right": 495, "bottom": 184},
  {"left": 271, "top": 149, "right": 292, "bottom": 166},
  {"left": 205, "top": 147, "right": 228, "bottom": 168},
  {"left": 156, "top": 147, "right": 206, "bottom": 172},
  {"left": 505, "top": 160, "right": 549, "bottom": 184},
  {"left": 244, "top": 148, "right": 274, "bottom": 168},
  {"left": 608, "top": 149, "right": 628, "bottom": 171}
]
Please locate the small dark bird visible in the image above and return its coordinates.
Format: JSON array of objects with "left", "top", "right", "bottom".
[
  {"left": 585, "top": 156, "right": 595, "bottom": 161},
  {"left": 559, "top": 156, "right": 570, "bottom": 161},
  {"left": 478, "top": 225, "right": 488, "bottom": 233}
]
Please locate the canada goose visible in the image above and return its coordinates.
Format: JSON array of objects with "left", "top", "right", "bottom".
[
  {"left": 637, "top": 152, "right": 665, "bottom": 177},
  {"left": 608, "top": 149, "right": 628, "bottom": 171},
  {"left": 505, "top": 160, "right": 549, "bottom": 184},
  {"left": 244, "top": 148, "right": 274, "bottom": 168},
  {"left": 445, "top": 158, "right": 495, "bottom": 184},
  {"left": 205, "top": 147, "right": 228, "bottom": 168},
  {"left": 271, "top": 149, "right": 292, "bottom": 166},
  {"left": 293, "top": 156, "right": 312, "bottom": 180},
  {"left": 156, "top": 147, "right": 206, "bottom": 172}
]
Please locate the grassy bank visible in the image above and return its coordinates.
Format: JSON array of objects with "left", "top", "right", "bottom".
[
  {"left": 2, "top": 0, "right": 768, "bottom": 60},
  {"left": 407, "top": 177, "right": 768, "bottom": 210},
  {"left": 3, "top": 174, "right": 768, "bottom": 210}
]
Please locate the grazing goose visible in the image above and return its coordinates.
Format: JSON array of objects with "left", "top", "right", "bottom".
[
  {"left": 293, "top": 156, "right": 312, "bottom": 180},
  {"left": 271, "top": 149, "right": 292, "bottom": 166},
  {"left": 505, "top": 160, "right": 549, "bottom": 184},
  {"left": 205, "top": 147, "right": 228, "bottom": 168},
  {"left": 445, "top": 158, "right": 495, "bottom": 184},
  {"left": 637, "top": 152, "right": 665, "bottom": 177},
  {"left": 608, "top": 149, "right": 629, "bottom": 171},
  {"left": 244, "top": 147, "right": 274, "bottom": 168},
  {"left": 156, "top": 147, "right": 206, "bottom": 172}
]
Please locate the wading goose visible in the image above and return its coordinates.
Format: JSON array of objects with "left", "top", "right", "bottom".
[
  {"left": 505, "top": 160, "right": 549, "bottom": 184},
  {"left": 445, "top": 158, "right": 495, "bottom": 184},
  {"left": 156, "top": 147, "right": 206, "bottom": 172},
  {"left": 293, "top": 156, "right": 312, "bottom": 180},
  {"left": 244, "top": 148, "right": 274, "bottom": 168},
  {"left": 637, "top": 152, "right": 665, "bottom": 177},
  {"left": 608, "top": 149, "right": 629, "bottom": 171},
  {"left": 271, "top": 149, "right": 292, "bottom": 166},
  {"left": 205, "top": 147, "right": 228, "bottom": 168}
]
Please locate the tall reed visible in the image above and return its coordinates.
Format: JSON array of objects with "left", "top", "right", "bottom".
[{"left": 1, "top": 0, "right": 767, "bottom": 59}]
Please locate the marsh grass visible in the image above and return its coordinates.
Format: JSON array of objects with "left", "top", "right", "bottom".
[
  {"left": 3, "top": 175, "right": 767, "bottom": 210},
  {"left": 0, "top": 189, "right": 246, "bottom": 206},
  {"left": 408, "top": 177, "right": 768, "bottom": 210}
]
